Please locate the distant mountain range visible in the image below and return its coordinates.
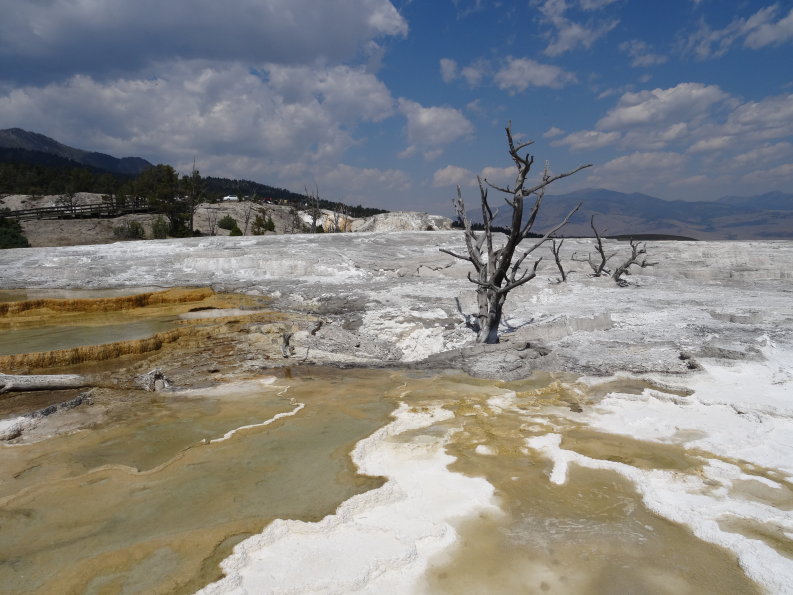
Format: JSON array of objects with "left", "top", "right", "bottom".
[
  {"left": 0, "top": 128, "right": 152, "bottom": 175},
  {"left": 2, "top": 128, "right": 790, "bottom": 239},
  {"left": 476, "top": 187, "right": 793, "bottom": 240}
]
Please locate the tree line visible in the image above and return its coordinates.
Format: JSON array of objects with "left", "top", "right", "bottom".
[{"left": 0, "top": 155, "right": 387, "bottom": 234}]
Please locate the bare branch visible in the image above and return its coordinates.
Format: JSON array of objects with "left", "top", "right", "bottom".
[
  {"left": 612, "top": 239, "right": 657, "bottom": 286},
  {"left": 551, "top": 238, "right": 567, "bottom": 282},
  {"left": 589, "top": 215, "right": 616, "bottom": 276},
  {"left": 439, "top": 248, "right": 473, "bottom": 262},
  {"left": 466, "top": 271, "right": 498, "bottom": 290},
  {"left": 499, "top": 258, "right": 542, "bottom": 294},
  {"left": 483, "top": 179, "right": 513, "bottom": 195},
  {"left": 522, "top": 202, "right": 581, "bottom": 256},
  {"left": 521, "top": 163, "right": 593, "bottom": 197}
]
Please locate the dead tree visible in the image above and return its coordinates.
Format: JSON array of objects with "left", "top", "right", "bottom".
[
  {"left": 550, "top": 238, "right": 567, "bottom": 282},
  {"left": 612, "top": 240, "right": 658, "bottom": 286},
  {"left": 182, "top": 159, "right": 205, "bottom": 234},
  {"left": 305, "top": 184, "right": 322, "bottom": 233},
  {"left": 284, "top": 207, "right": 304, "bottom": 234},
  {"left": 440, "top": 124, "right": 591, "bottom": 344},
  {"left": 206, "top": 208, "right": 219, "bottom": 236},
  {"left": 330, "top": 202, "right": 350, "bottom": 233},
  {"left": 572, "top": 215, "right": 615, "bottom": 276},
  {"left": 242, "top": 200, "right": 260, "bottom": 235}
]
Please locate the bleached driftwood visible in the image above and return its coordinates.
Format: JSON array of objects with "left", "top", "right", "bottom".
[{"left": 0, "top": 373, "right": 90, "bottom": 394}]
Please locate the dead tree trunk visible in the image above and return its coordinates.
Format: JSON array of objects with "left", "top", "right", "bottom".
[
  {"left": 440, "top": 123, "right": 591, "bottom": 344},
  {"left": 551, "top": 238, "right": 567, "bottom": 282},
  {"left": 242, "top": 199, "right": 259, "bottom": 236},
  {"left": 0, "top": 373, "right": 89, "bottom": 394},
  {"left": 612, "top": 240, "right": 658, "bottom": 286},
  {"left": 305, "top": 185, "right": 322, "bottom": 233},
  {"left": 572, "top": 216, "right": 615, "bottom": 276},
  {"left": 206, "top": 208, "right": 219, "bottom": 236}
]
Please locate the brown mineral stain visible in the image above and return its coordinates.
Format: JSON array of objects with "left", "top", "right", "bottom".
[
  {"left": 0, "top": 368, "right": 403, "bottom": 595},
  {"left": 415, "top": 380, "right": 761, "bottom": 595}
]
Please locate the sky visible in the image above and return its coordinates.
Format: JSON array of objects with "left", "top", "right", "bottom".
[{"left": 0, "top": 0, "right": 792, "bottom": 214}]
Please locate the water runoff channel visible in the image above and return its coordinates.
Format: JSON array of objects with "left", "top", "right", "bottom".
[{"left": 0, "top": 288, "right": 764, "bottom": 594}]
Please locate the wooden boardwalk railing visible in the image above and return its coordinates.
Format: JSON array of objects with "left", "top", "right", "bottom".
[{"left": 3, "top": 199, "right": 153, "bottom": 221}]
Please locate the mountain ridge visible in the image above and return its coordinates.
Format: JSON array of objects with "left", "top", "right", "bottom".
[
  {"left": 0, "top": 128, "right": 152, "bottom": 175},
  {"left": 477, "top": 187, "right": 793, "bottom": 240}
]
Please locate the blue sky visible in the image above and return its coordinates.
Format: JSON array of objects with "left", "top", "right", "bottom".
[{"left": 1, "top": 0, "right": 791, "bottom": 214}]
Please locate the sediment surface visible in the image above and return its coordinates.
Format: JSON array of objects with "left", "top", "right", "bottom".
[{"left": 0, "top": 232, "right": 791, "bottom": 593}]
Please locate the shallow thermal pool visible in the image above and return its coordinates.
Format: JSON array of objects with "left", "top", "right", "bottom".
[
  {"left": 0, "top": 316, "right": 180, "bottom": 356},
  {"left": 1, "top": 368, "right": 772, "bottom": 594},
  {"left": 0, "top": 287, "right": 269, "bottom": 360}
]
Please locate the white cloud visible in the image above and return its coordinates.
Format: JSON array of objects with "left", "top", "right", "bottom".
[
  {"left": 494, "top": 57, "right": 577, "bottom": 92},
  {"left": 581, "top": 85, "right": 789, "bottom": 158},
  {"left": 440, "top": 53, "right": 576, "bottom": 94},
  {"left": 440, "top": 58, "right": 490, "bottom": 87},
  {"left": 601, "top": 151, "right": 684, "bottom": 173},
  {"left": 619, "top": 122, "right": 689, "bottom": 150},
  {"left": 452, "top": 0, "right": 488, "bottom": 18},
  {"left": 558, "top": 81, "right": 793, "bottom": 200},
  {"left": 579, "top": 0, "right": 619, "bottom": 8},
  {"left": 555, "top": 130, "right": 621, "bottom": 149},
  {"left": 534, "top": 0, "right": 619, "bottom": 56},
  {"left": 543, "top": 126, "right": 565, "bottom": 138},
  {"left": 461, "top": 60, "right": 490, "bottom": 87},
  {"left": 432, "top": 165, "right": 475, "bottom": 187},
  {"left": 741, "top": 162, "right": 793, "bottom": 185},
  {"left": 440, "top": 58, "right": 458, "bottom": 83},
  {"left": 723, "top": 93, "right": 793, "bottom": 141},
  {"left": 0, "top": 61, "right": 395, "bottom": 183},
  {"left": 687, "top": 135, "right": 733, "bottom": 153},
  {"left": 671, "top": 174, "right": 711, "bottom": 187},
  {"left": 596, "top": 82, "right": 730, "bottom": 129},
  {"left": 743, "top": 6, "right": 793, "bottom": 48},
  {"left": 267, "top": 64, "right": 394, "bottom": 123},
  {"left": 729, "top": 141, "right": 793, "bottom": 168},
  {"left": 619, "top": 40, "right": 668, "bottom": 68},
  {"left": 466, "top": 99, "right": 484, "bottom": 113},
  {"left": 0, "top": 0, "right": 408, "bottom": 83},
  {"left": 319, "top": 164, "right": 411, "bottom": 192},
  {"left": 585, "top": 151, "right": 686, "bottom": 190},
  {"left": 681, "top": 5, "right": 793, "bottom": 60},
  {"left": 398, "top": 99, "right": 474, "bottom": 149},
  {"left": 480, "top": 166, "right": 515, "bottom": 188}
]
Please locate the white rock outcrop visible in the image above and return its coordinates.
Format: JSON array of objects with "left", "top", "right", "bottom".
[{"left": 350, "top": 211, "right": 452, "bottom": 232}]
